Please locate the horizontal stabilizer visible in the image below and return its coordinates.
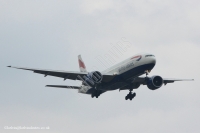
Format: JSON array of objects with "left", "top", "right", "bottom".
[{"left": 46, "top": 85, "right": 81, "bottom": 89}]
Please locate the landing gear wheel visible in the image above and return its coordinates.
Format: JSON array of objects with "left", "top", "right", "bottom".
[
  {"left": 125, "top": 92, "right": 136, "bottom": 101},
  {"left": 91, "top": 90, "right": 101, "bottom": 98},
  {"left": 130, "top": 93, "right": 136, "bottom": 100},
  {"left": 132, "top": 92, "right": 136, "bottom": 97},
  {"left": 125, "top": 96, "right": 128, "bottom": 100}
]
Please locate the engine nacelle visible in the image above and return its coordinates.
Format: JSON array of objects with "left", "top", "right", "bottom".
[
  {"left": 147, "top": 75, "right": 163, "bottom": 90},
  {"left": 84, "top": 71, "right": 103, "bottom": 87}
]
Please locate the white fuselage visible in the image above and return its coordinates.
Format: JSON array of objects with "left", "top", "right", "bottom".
[
  {"left": 79, "top": 53, "right": 156, "bottom": 94},
  {"left": 102, "top": 53, "right": 156, "bottom": 75}
]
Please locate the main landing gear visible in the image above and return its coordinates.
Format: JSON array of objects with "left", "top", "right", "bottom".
[
  {"left": 91, "top": 90, "right": 101, "bottom": 98},
  {"left": 125, "top": 91, "right": 136, "bottom": 101}
]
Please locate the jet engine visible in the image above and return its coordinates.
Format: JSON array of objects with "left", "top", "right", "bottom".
[
  {"left": 147, "top": 75, "right": 163, "bottom": 90},
  {"left": 84, "top": 71, "right": 103, "bottom": 87}
]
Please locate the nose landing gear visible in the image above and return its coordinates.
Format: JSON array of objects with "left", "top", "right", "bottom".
[
  {"left": 125, "top": 91, "right": 136, "bottom": 101},
  {"left": 145, "top": 70, "right": 150, "bottom": 77}
]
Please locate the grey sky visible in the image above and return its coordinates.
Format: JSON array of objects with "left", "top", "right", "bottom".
[{"left": 0, "top": 0, "right": 200, "bottom": 133}]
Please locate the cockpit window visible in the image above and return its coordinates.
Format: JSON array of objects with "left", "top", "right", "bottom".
[{"left": 145, "top": 55, "right": 155, "bottom": 57}]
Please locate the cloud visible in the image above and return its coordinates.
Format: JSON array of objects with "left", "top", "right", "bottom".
[{"left": 80, "top": 0, "right": 114, "bottom": 14}]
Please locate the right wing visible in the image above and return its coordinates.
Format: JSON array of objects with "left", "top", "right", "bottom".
[
  {"left": 7, "top": 66, "right": 115, "bottom": 82},
  {"left": 8, "top": 66, "right": 87, "bottom": 80}
]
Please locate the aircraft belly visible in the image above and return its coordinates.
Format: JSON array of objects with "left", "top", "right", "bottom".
[
  {"left": 79, "top": 86, "right": 104, "bottom": 95},
  {"left": 101, "top": 63, "right": 155, "bottom": 91},
  {"left": 101, "top": 82, "right": 127, "bottom": 91},
  {"left": 120, "top": 63, "right": 155, "bottom": 79},
  {"left": 79, "top": 64, "right": 155, "bottom": 93}
]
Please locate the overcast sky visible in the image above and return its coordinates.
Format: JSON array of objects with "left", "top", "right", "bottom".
[{"left": 0, "top": 0, "right": 200, "bottom": 133}]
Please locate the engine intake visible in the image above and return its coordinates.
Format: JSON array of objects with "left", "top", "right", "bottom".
[
  {"left": 147, "top": 75, "right": 163, "bottom": 90},
  {"left": 84, "top": 71, "right": 102, "bottom": 87}
]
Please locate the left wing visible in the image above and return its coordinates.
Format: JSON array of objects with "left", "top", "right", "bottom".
[
  {"left": 134, "top": 77, "right": 194, "bottom": 85},
  {"left": 162, "top": 78, "right": 194, "bottom": 85}
]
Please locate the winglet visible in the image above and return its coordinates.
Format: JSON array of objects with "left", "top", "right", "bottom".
[{"left": 78, "top": 55, "right": 87, "bottom": 72}]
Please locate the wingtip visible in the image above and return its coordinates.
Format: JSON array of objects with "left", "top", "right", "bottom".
[
  {"left": 188, "top": 79, "right": 194, "bottom": 81},
  {"left": 46, "top": 85, "right": 51, "bottom": 87}
]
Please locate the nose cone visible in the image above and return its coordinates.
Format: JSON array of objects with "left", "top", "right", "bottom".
[
  {"left": 150, "top": 57, "right": 156, "bottom": 64},
  {"left": 146, "top": 56, "right": 156, "bottom": 71}
]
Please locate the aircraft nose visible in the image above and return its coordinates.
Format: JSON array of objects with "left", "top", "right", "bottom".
[
  {"left": 147, "top": 57, "right": 156, "bottom": 70},
  {"left": 150, "top": 57, "right": 156, "bottom": 64}
]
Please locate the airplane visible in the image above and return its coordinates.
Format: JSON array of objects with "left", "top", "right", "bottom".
[{"left": 7, "top": 53, "right": 194, "bottom": 101}]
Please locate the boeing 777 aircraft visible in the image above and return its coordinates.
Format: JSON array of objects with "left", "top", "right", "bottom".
[{"left": 8, "top": 53, "right": 193, "bottom": 100}]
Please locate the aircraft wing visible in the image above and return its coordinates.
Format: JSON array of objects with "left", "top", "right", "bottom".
[
  {"left": 162, "top": 78, "right": 194, "bottom": 84},
  {"left": 7, "top": 66, "right": 114, "bottom": 82},
  {"left": 46, "top": 85, "right": 81, "bottom": 89},
  {"left": 134, "top": 77, "right": 194, "bottom": 85}
]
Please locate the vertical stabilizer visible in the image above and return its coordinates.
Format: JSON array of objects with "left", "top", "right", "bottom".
[{"left": 78, "top": 55, "right": 87, "bottom": 72}]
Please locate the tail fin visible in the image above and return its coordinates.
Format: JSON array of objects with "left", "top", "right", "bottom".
[{"left": 78, "top": 55, "right": 87, "bottom": 72}]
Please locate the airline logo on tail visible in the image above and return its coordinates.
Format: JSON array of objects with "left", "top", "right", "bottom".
[{"left": 78, "top": 55, "right": 87, "bottom": 72}]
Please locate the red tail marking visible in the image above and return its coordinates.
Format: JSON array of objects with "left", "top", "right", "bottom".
[{"left": 79, "top": 59, "right": 86, "bottom": 69}]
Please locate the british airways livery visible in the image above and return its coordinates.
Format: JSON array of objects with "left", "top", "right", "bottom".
[{"left": 8, "top": 53, "right": 193, "bottom": 101}]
